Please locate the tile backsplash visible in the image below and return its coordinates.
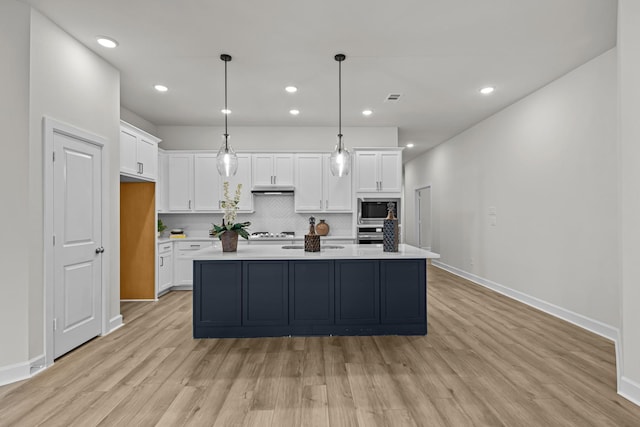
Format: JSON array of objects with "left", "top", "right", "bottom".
[{"left": 159, "top": 195, "right": 353, "bottom": 237}]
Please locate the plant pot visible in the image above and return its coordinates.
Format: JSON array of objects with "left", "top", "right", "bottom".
[{"left": 220, "top": 231, "right": 239, "bottom": 252}]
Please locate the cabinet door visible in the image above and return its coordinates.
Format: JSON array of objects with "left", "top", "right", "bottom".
[
  {"left": 294, "top": 154, "right": 323, "bottom": 211},
  {"left": 324, "top": 154, "right": 352, "bottom": 211},
  {"left": 221, "top": 154, "right": 253, "bottom": 211},
  {"left": 274, "top": 154, "right": 294, "bottom": 185},
  {"left": 194, "top": 154, "right": 221, "bottom": 211},
  {"left": 355, "top": 151, "right": 379, "bottom": 192},
  {"left": 335, "top": 260, "right": 380, "bottom": 324},
  {"left": 137, "top": 137, "right": 158, "bottom": 180},
  {"left": 194, "top": 261, "right": 242, "bottom": 326},
  {"left": 175, "top": 251, "right": 194, "bottom": 286},
  {"left": 174, "top": 242, "right": 211, "bottom": 286},
  {"left": 158, "top": 252, "right": 173, "bottom": 292},
  {"left": 156, "top": 151, "right": 169, "bottom": 211},
  {"left": 380, "top": 260, "right": 426, "bottom": 324},
  {"left": 243, "top": 261, "right": 288, "bottom": 326},
  {"left": 289, "top": 260, "right": 334, "bottom": 325},
  {"left": 379, "top": 152, "right": 402, "bottom": 192},
  {"left": 168, "top": 154, "right": 193, "bottom": 211},
  {"left": 120, "top": 128, "right": 138, "bottom": 176},
  {"left": 252, "top": 154, "right": 274, "bottom": 186}
]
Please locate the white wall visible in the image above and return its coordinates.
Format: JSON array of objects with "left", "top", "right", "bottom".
[
  {"left": 0, "top": 0, "right": 31, "bottom": 373},
  {"left": 157, "top": 125, "right": 397, "bottom": 151},
  {"left": 618, "top": 0, "right": 640, "bottom": 404},
  {"left": 405, "top": 50, "right": 619, "bottom": 330},
  {"left": 121, "top": 107, "right": 158, "bottom": 136},
  {"left": 28, "top": 10, "right": 121, "bottom": 358}
]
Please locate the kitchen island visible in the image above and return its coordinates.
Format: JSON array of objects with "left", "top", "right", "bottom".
[{"left": 191, "top": 243, "right": 439, "bottom": 338}]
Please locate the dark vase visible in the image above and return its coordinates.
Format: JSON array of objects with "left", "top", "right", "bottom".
[{"left": 220, "top": 231, "right": 239, "bottom": 252}]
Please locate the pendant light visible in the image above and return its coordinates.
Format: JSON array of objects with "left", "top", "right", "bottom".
[
  {"left": 216, "top": 54, "right": 238, "bottom": 177},
  {"left": 329, "top": 53, "right": 351, "bottom": 177}
]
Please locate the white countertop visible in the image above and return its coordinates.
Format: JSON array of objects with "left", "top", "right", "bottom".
[
  {"left": 191, "top": 243, "right": 440, "bottom": 260},
  {"left": 158, "top": 235, "right": 355, "bottom": 244}
]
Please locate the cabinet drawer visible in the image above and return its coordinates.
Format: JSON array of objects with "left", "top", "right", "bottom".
[
  {"left": 176, "top": 241, "right": 213, "bottom": 251},
  {"left": 158, "top": 243, "right": 173, "bottom": 253}
]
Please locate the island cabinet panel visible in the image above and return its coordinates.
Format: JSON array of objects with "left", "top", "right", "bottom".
[
  {"left": 380, "top": 260, "right": 426, "bottom": 324},
  {"left": 335, "top": 260, "right": 380, "bottom": 325},
  {"left": 194, "top": 261, "right": 241, "bottom": 326},
  {"left": 193, "top": 257, "right": 428, "bottom": 338},
  {"left": 243, "top": 261, "right": 288, "bottom": 326},
  {"left": 289, "top": 260, "right": 334, "bottom": 325}
]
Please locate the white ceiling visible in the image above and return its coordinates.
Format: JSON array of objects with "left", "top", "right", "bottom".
[{"left": 22, "top": 0, "right": 617, "bottom": 161}]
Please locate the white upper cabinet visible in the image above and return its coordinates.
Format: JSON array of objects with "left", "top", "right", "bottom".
[
  {"left": 355, "top": 149, "right": 402, "bottom": 193},
  {"left": 166, "top": 152, "right": 252, "bottom": 213},
  {"left": 120, "top": 121, "right": 160, "bottom": 182},
  {"left": 294, "top": 153, "right": 352, "bottom": 212},
  {"left": 168, "top": 153, "right": 194, "bottom": 211},
  {"left": 324, "top": 153, "right": 352, "bottom": 211},
  {"left": 220, "top": 154, "right": 253, "bottom": 212},
  {"left": 193, "top": 154, "right": 222, "bottom": 211},
  {"left": 252, "top": 153, "right": 294, "bottom": 186},
  {"left": 295, "top": 154, "right": 324, "bottom": 211}
]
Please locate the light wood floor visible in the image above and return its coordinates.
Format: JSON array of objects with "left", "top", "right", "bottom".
[{"left": 2, "top": 265, "right": 640, "bottom": 426}]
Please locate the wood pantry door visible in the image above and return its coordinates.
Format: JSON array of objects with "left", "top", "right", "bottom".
[{"left": 53, "top": 131, "right": 103, "bottom": 358}]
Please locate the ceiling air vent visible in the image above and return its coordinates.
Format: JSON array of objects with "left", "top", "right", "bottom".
[{"left": 385, "top": 93, "right": 402, "bottom": 103}]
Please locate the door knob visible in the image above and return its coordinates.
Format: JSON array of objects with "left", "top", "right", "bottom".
[{"left": 95, "top": 247, "right": 105, "bottom": 254}]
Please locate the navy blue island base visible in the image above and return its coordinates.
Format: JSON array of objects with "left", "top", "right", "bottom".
[{"left": 193, "top": 258, "right": 427, "bottom": 338}]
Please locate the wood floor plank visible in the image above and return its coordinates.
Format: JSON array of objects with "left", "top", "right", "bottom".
[{"left": 1, "top": 265, "right": 640, "bottom": 426}]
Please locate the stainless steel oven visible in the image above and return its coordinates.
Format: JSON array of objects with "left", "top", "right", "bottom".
[
  {"left": 357, "top": 198, "right": 400, "bottom": 225},
  {"left": 357, "top": 225, "right": 384, "bottom": 244},
  {"left": 356, "top": 198, "right": 400, "bottom": 244}
]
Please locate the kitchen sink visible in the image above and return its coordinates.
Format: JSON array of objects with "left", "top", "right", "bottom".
[{"left": 281, "top": 245, "right": 345, "bottom": 250}]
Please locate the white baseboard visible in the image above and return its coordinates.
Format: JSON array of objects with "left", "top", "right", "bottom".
[
  {"left": 430, "top": 260, "right": 619, "bottom": 342},
  {"left": 620, "top": 376, "right": 640, "bottom": 406},
  {"left": 170, "top": 285, "right": 193, "bottom": 291},
  {"left": 0, "top": 354, "right": 46, "bottom": 387},
  {"left": 107, "top": 314, "right": 124, "bottom": 334}
]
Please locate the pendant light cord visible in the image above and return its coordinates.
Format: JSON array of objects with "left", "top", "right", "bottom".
[
  {"left": 336, "top": 54, "right": 345, "bottom": 153},
  {"left": 224, "top": 57, "right": 229, "bottom": 151},
  {"left": 338, "top": 58, "right": 342, "bottom": 150}
]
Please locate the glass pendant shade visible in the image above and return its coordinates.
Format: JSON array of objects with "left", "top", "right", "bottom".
[
  {"left": 216, "top": 137, "right": 238, "bottom": 177},
  {"left": 329, "top": 136, "right": 351, "bottom": 177}
]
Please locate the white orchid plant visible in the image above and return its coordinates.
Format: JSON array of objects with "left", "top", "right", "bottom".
[{"left": 210, "top": 181, "right": 251, "bottom": 239}]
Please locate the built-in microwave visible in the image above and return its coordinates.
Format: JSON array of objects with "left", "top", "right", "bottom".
[{"left": 357, "top": 198, "right": 401, "bottom": 225}]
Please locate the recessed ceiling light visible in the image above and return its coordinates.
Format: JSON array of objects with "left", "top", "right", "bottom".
[
  {"left": 96, "top": 36, "right": 118, "bottom": 48},
  {"left": 289, "top": 109, "right": 300, "bottom": 115},
  {"left": 406, "top": 143, "right": 414, "bottom": 148},
  {"left": 154, "top": 84, "right": 168, "bottom": 92},
  {"left": 362, "top": 109, "right": 373, "bottom": 116},
  {"left": 285, "top": 86, "right": 298, "bottom": 93},
  {"left": 221, "top": 109, "right": 232, "bottom": 114},
  {"left": 480, "top": 86, "right": 495, "bottom": 95}
]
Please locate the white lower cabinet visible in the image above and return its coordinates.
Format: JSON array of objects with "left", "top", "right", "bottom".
[
  {"left": 174, "top": 240, "right": 213, "bottom": 287},
  {"left": 157, "top": 242, "right": 173, "bottom": 294}
]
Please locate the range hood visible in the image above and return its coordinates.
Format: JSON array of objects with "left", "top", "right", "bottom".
[{"left": 251, "top": 185, "right": 295, "bottom": 195}]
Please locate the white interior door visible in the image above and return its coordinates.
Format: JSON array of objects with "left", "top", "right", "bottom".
[
  {"left": 418, "top": 187, "right": 432, "bottom": 250},
  {"left": 53, "top": 131, "right": 103, "bottom": 358}
]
